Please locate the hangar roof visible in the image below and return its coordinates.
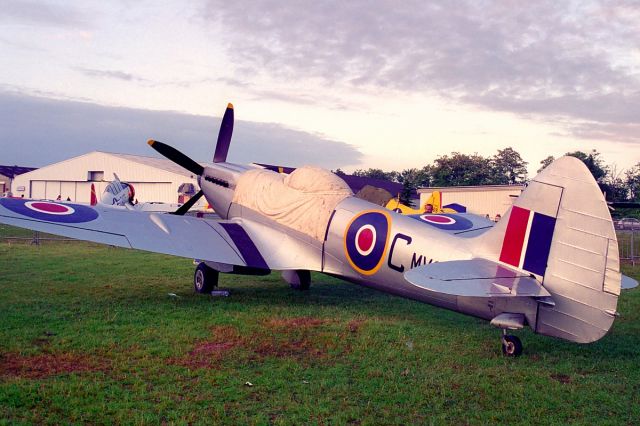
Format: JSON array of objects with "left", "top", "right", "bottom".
[
  {"left": 0, "top": 165, "right": 38, "bottom": 179},
  {"left": 13, "top": 151, "right": 213, "bottom": 181},
  {"left": 106, "top": 152, "right": 213, "bottom": 177}
]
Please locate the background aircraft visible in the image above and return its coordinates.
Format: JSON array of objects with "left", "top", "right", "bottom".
[
  {"left": 0, "top": 103, "right": 637, "bottom": 357},
  {"left": 91, "top": 174, "right": 194, "bottom": 213}
]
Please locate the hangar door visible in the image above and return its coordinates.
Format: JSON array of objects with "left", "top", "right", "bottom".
[
  {"left": 30, "top": 181, "right": 46, "bottom": 199},
  {"left": 60, "top": 182, "right": 76, "bottom": 201},
  {"left": 134, "top": 183, "right": 175, "bottom": 203},
  {"left": 44, "top": 181, "right": 62, "bottom": 200},
  {"left": 29, "top": 181, "right": 77, "bottom": 201}
]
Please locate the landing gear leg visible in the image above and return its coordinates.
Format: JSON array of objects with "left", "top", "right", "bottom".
[
  {"left": 281, "top": 270, "right": 311, "bottom": 290},
  {"left": 501, "top": 330, "right": 523, "bottom": 357},
  {"left": 194, "top": 262, "right": 219, "bottom": 294}
]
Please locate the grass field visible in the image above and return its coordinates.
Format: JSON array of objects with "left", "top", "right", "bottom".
[{"left": 1, "top": 235, "right": 640, "bottom": 425}]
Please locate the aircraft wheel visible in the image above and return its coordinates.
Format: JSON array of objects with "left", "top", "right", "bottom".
[
  {"left": 501, "top": 335, "right": 523, "bottom": 357},
  {"left": 283, "top": 270, "right": 311, "bottom": 291},
  {"left": 194, "top": 262, "right": 218, "bottom": 294}
]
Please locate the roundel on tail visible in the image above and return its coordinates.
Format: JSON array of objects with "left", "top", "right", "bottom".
[{"left": 344, "top": 210, "right": 391, "bottom": 275}]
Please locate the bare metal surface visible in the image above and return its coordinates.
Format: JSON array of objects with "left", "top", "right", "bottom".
[{"left": 490, "top": 313, "right": 526, "bottom": 330}]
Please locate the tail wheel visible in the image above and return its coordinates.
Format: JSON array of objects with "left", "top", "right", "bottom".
[
  {"left": 501, "top": 335, "right": 523, "bottom": 357},
  {"left": 194, "top": 262, "right": 218, "bottom": 294}
]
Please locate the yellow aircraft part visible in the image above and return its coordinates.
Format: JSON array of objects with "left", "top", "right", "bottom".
[
  {"left": 385, "top": 198, "right": 422, "bottom": 215},
  {"left": 385, "top": 191, "right": 457, "bottom": 215}
]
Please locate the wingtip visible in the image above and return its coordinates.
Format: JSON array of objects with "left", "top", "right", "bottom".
[
  {"left": 227, "top": 103, "right": 234, "bottom": 110},
  {"left": 147, "top": 139, "right": 155, "bottom": 146}
]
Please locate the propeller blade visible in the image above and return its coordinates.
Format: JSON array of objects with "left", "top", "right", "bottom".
[
  {"left": 171, "top": 190, "right": 204, "bottom": 216},
  {"left": 147, "top": 140, "right": 204, "bottom": 176},
  {"left": 213, "top": 103, "right": 234, "bottom": 163}
]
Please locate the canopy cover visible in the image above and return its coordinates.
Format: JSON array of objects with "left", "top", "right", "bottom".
[{"left": 233, "top": 166, "right": 353, "bottom": 240}]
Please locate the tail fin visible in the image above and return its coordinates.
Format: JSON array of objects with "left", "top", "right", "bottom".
[
  {"left": 473, "top": 156, "right": 620, "bottom": 343},
  {"left": 90, "top": 183, "right": 98, "bottom": 206}
]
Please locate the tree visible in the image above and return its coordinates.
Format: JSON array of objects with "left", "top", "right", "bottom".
[
  {"left": 492, "top": 147, "right": 528, "bottom": 184},
  {"left": 397, "top": 167, "right": 431, "bottom": 205},
  {"left": 600, "top": 165, "right": 627, "bottom": 201},
  {"left": 537, "top": 156, "right": 555, "bottom": 173},
  {"left": 430, "top": 153, "right": 495, "bottom": 186},
  {"left": 565, "top": 150, "right": 608, "bottom": 183},
  {"left": 352, "top": 168, "right": 398, "bottom": 182},
  {"left": 626, "top": 163, "right": 640, "bottom": 201}
]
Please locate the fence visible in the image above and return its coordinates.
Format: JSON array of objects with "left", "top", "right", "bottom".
[{"left": 617, "top": 230, "right": 640, "bottom": 265}]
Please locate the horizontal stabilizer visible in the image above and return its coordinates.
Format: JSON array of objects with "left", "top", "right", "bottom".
[
  {"left": 404, "top": 258, "right": 551, "bottom": 298},
  {"left": 622, "top": 275, "right": 639, "bottom": 290}
]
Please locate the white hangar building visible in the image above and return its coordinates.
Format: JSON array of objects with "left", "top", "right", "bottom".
[
  {"left": 418, "top": 185, "right": 524, "bottom": 219},
  {"left": 11, "top": 151, "right": 201, "bottom": 204}
]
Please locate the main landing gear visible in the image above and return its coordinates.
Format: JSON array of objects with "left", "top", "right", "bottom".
[
  {"left": 194, "top": 262, "right": 219, "bottom": 294},
  {"left": 501, "top": 330, "right": 523, "bottom": 357},
  {"left": 281, "top": 270, "right": 311, "bottom": 290}
]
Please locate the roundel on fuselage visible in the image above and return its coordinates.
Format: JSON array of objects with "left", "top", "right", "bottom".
[{"left": 343, "top": 210, "right": 391, "bottom": 275}]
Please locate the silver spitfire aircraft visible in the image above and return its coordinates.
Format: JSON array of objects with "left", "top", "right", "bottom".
[{"left": 0, "top": 103, "right": 637, "bottom": 356}]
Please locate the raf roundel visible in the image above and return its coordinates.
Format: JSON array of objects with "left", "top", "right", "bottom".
[
  {"left": 25, "top": 201, "right": 75, "bottom": 215},
  {"left": 354, "top": 224, "right": 376, "bottom": 256},
  {"left": 344, "top": 210, "right": 391, "bottom": 275},
  {"left": 0, "top": 198, "right": 99, "bottom": 224},
  {"left": 418, "top": 213, "right": 474, "bottom": 231},
  {"left": 420, "top": 214, "right": 456, "bottom": 225}
]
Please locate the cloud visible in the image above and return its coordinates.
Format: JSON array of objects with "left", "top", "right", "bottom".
[
  {"left": 566, "top": 122, "right": 640, "bottom": 144},
  {"left": 75, "top": 67, "right": 145, "bottom": 82},
  {"left": 0, "top": 91, "right": 363, "bottom": 169},
  {"left": 201, "top": 0, "right": 640, "bottom": 142},
  {"left": 74, "top": 67, "right": 220, "bottom": 89},
  {"left": 1, "top": 0, "right": 88, "bottom": 28}
]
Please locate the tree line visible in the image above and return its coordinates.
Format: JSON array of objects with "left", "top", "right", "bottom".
[{"left": 335, "top": 148, "right": 640, "bottom": 206}]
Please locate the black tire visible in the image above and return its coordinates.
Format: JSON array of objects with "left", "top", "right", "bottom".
[
  {"left": 501, "top": 335, "right": 523, "bottom": 357},
  {"left": 194, "top": 262, "right": 218, "bottom": 294},
  {"left": 290, "top": 270, "right": 311, "bottom": 291}
]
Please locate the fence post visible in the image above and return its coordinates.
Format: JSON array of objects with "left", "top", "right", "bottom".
[
  {"left": 31, "top": 231, "right": 40, "bottom": 246},
  {"left": 632, "top": 230, "right": 635, "bottom": 267}
]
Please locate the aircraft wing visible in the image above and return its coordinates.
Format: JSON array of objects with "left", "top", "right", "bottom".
[
  {"left": 404, "top": 258, "right": 552, "bottom": 298},
  {"left": 0, "top": 198, "right": 320, "bottom": 271},
  {"left": 408, "top": 213, "right": 495, "bottom": 237}
]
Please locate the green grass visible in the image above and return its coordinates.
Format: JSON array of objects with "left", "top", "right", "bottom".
[{"left": 1, "top": 236, "right": 639, "bottom": 425}]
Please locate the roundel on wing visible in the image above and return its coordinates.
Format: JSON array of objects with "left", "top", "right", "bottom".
[
  {"left": 344, "top": 210, "right": 391, "bottom": 275},
  {"left": 0, "top": 198, "right": 99, "bottom": 223},
  {"left": 419, "top": 213, "right": 473, "bottom": 230}
]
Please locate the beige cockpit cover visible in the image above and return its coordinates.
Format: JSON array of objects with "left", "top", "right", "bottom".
[{"left": 233, "top": 166, "right": 353, "bottom": 240}]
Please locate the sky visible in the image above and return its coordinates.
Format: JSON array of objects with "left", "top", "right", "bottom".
[{"left": 1, "top": 0, "right": 639, "bottom": 177}]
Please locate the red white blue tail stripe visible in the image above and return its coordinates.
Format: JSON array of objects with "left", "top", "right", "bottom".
[{"left": 499, "top": 206, "right": 556, "bottom": 276}]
